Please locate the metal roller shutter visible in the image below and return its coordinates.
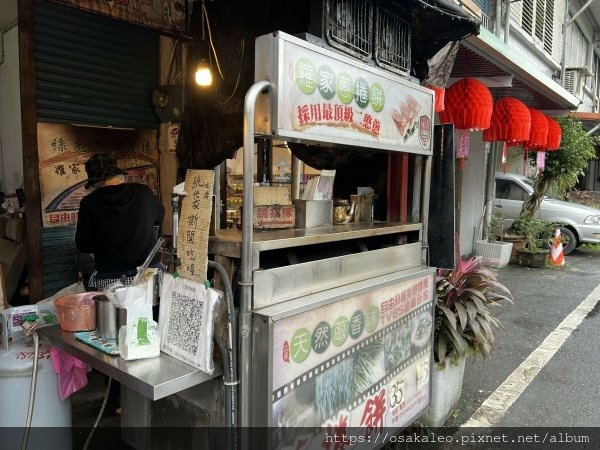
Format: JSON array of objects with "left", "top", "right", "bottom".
[{"left": 34, "top": 0, "right": 159, "bottom": 129}]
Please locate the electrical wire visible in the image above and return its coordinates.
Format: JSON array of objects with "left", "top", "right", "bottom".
[
  {"left": 21, "top": 333, "right": 39, "bottom": 450},
  {"left": 202, "top": 1, "right": 224, "bottom": 79},
  {"left": 163, "top": 40, "right": 181, "bottom": 86},
  {"left": 216, "top": 37, "right": 245, "bottom": 105},
  {"left": 82, "top": 377, "right": 112, "bottom": 450}
]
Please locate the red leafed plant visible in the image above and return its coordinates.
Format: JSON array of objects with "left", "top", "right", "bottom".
[{"left": 434, "top": 255, "right": 513, "bottom": 368}]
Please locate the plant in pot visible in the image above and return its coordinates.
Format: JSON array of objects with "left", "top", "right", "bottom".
[
  {"left": 420, "top": 256, "right": 513, "bottom": 427},
  {"left": 508, "top": 216, "right": 559, "bottom": 268},
  {"left": 475, "top": 214, "right": 514, "bottom": 268}
]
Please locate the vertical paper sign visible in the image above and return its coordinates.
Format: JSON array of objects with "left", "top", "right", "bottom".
[
  {"left": 536, "top": 151, "right": 546, "bottom": 170},
  {"left": 168, "top": 124, "right": 180, "bottom": 154},
  {"left": 177, "top": 170, "right": 214, "bottom": 282},
  {"left": 456, "top": 129, "right": 470, "bottom": 158}
]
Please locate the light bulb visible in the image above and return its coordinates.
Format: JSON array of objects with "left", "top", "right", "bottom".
[{"left": 195, "top": 60, "right": 212, "bottom": 86}]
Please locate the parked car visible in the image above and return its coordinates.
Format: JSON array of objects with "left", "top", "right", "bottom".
[{"left": 494, "top": 172, "right": 600, "bottom": 254}]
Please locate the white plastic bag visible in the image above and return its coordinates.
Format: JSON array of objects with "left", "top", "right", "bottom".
[
  {"left": 158, "top": 273, "right": 222, "bottom": 374},
  {"left": 118, "top": 317, "right": 160, "bottom": 361}
]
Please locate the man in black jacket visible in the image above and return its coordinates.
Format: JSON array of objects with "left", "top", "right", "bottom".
[{"left": 75, "top": 153, "right": 165, "bottom": 290}]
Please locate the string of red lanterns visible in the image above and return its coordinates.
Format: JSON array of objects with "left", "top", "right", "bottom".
[{"left": 434, "top": 78, "right": 563, "bottom": 174}]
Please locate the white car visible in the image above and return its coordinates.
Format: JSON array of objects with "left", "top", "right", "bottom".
[{"left": 494, "top": 173, "right": 600, "bottom": 254}]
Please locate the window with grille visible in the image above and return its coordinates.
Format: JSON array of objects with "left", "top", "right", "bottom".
[
  {"left": 321, "top": 0, "right": 411, "bottom": 75},
  {"left": 324, "top": 0, "right": 373, "bottom": 61},
  {"left": 374, "top": 3, "right": 410, "bottom": 75},
  {"left": 521, "top": 0, "right": 555, "bottom": 54}
]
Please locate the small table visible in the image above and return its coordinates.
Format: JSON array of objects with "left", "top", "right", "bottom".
[{"left": 38, "top": 325, "right": 221, "bottom": 401}]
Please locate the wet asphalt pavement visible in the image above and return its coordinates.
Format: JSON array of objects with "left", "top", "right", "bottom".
[{"left": 444, "top": 245, "right": 600, "bottom": 428}]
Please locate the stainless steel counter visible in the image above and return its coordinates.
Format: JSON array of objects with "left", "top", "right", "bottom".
[
  {"left": 38, "top": 325, "right": 221, "bottom": 401},
  {"left": 209, "top": 221, "right": 421, "bottom": 258}
]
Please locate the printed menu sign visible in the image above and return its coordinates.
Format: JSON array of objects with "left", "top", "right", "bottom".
[{"left": 269, "top": 274, "right": 435, "bottom": 448}]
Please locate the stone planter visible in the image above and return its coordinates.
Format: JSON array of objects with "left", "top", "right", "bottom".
[
  {"left": 517, "top": 249, "right": 549, "bottom": 268},
  {"left": 474, "top": 240, "right": 513, "bottom": 269},
  {"left": 420, "top": 357, "right": 466, "bottom": 427}
]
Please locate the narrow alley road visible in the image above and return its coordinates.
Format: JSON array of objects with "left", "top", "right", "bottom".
[{"left": 442, "top": 246, "right": 600, "bottom": 442}]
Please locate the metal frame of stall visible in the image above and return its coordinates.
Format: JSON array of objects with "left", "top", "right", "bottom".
[{"left": 224, "top": 31, "right": 437, "bottom": 447}]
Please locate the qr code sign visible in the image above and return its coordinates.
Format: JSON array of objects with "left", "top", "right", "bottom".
[
  {"left": 166, "top": 291, "right": 204, "bottom": 356},
  {"left": 159, "top": 273, "right": 221, "bottom": 374}
]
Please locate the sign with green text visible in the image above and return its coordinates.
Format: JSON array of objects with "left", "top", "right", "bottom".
[
  {"left": 255, "top": 32, "right": 434, "bottom": 154},
  {"left": 270, "top": 273, "right": 434, "bottom": 448}
]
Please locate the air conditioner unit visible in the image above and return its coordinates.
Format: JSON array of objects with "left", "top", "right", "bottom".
[{"left": 564, "top": 69, "right": 579, "bottom": 95}]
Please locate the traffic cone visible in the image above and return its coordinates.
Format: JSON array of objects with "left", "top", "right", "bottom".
[{"left": 549, "top": 228, "right": 564, "bottom": 266}]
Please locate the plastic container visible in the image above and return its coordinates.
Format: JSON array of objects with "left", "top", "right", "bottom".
[{"left": 54, "top": 292, "right": 101, "bottom": 331}]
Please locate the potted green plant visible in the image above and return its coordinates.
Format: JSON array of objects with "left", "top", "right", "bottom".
[
  {"left": 475, "top": 214, "right": 513, "bottom": 268},
  {"left": 420, "top": 256, "right": 513, "bottom": 427},
  {"left": 508, "top": 216, "right": 558, "bottom": 268}
]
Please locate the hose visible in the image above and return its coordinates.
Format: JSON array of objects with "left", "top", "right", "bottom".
[
  {"left": 21, "top": 333, "right": 39, "bottom": 450},
  {"left": 214, "top": 336, "right": 235, "bottom": 450},
  {"left": 208, "top": 260, "right": 238, "bottom": 450},
  {"left": 82, "top": 377, "right": 112, "bottom": 450}
]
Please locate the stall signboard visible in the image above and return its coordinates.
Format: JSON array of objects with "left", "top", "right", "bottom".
[
  {"left": 37, "top": 123, "right": 159, "bottom": 228},
  {"left": 255, "top": 32, "right": 434, "bottom": 155},
  {"left": 268, "top": 273, "right": 434, "bottom": 448}
]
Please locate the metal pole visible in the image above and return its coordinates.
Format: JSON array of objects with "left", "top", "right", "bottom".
[
  {"left": 291, "top": 154, "right": 303, "bottom": 200},
  {"left": 504, "top": 0, "right": 511, "bottom": 44},
  {"left": 495, "top": 0, "right": 502, "bottom": 37},
  {"left": 421, "top": 154, "right": 432, "bottom": 266},
  {"left": 560, "top": 0, "right": 570, "bottom": 86},
  {"left": 240, "top": 80, "right": 270, "bottom": 433},
  {"left": 484, "top": 142, "right": 498, "bottom": 240}
]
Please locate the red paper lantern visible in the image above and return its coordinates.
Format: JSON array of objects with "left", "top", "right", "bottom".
[
  {"left": 427, "top": 85, "right": 445, "bottom": 113},
  {"left": 523, "top": 108, "right": 548, "bottom": 150},
  {"left": 546, "top": 116, "right": 562, "bottom": 150},
  {"left": 438, "top": 78, "right": 493, "bottom": 130},
  {"left": 483, "top": 97, "right": 531, "bottom": 143}
]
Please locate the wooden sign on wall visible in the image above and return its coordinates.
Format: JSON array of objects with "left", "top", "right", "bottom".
[{"left": 177, "top": 170, "right": 214, "bottom": 283}]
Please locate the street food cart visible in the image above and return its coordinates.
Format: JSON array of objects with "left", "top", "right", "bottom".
[
  {"left": 213, "top": 31, "right": 437, "bottom": 447},
  {"left": 39, "top": 30, "right": 437, "bottom": 449}
]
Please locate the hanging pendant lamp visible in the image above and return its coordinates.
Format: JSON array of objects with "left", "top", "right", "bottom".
[
  {"left": 523, "top": 108, "right": 549, "bottom": 150},
  {"left": 438, "top": 78, "right": 493, "bottom": 130},
  {"left": 483, "top": 97, "right": 531, "bottom": 143},
  {"left": 546, "top": 116, "right": 562, "bottom": 150}
]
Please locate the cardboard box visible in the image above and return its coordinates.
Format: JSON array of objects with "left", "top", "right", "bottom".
[
  {"left": 253, "top": 205, "right": 295, "bottom": 229},
  {"left": 253, "top": 186, "right": 292, "bottom": 205}
]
